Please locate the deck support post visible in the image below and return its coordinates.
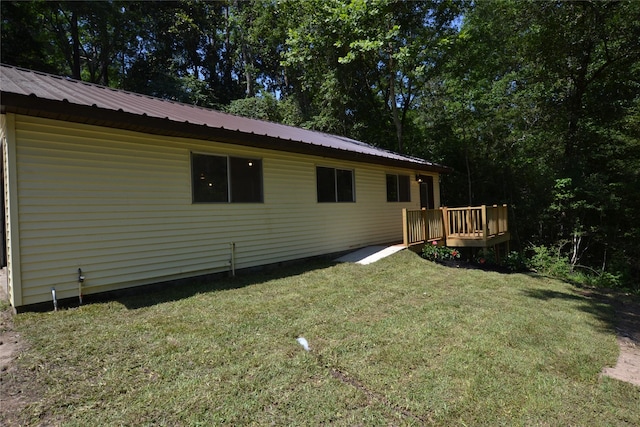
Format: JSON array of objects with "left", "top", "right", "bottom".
[
  {"left": 440, "top": 207, "right": 449, "bottom": 246},
  {"left": 402, "top": 208, "right": 408, "bottom": 247},
  {"left": 481, "top": 205, "right": 488, "bottom": 246},
  {"left": 420, "top": 208, "right": 427, "bottom": 244}
]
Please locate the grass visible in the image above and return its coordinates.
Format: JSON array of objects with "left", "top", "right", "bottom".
[{"left": 3, "top": 250, "right": 639, "bottom": 425}]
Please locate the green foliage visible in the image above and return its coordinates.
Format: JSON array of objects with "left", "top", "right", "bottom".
[
  {"left": 475, "top": 248, "right": 497, "bottom": 266},
  {"left": 421, "top": 242, "right": 461, "bottom": 261},
  {"left": 420, "top": 0, "right": 640, "bottom": 288},
  {"left": 528, "top": 244, "right": 572, "bottom": 279},
  {"left": 579, "top": 270, "right": 622, "bottom": 290},
  {"left": 525, "top": 244, "right": 633, "bottom": 292},
  {"left": 225, "top": 93, "right": 305, "bottom": 126},
  {"left": 503, "top": 251, "right": 528, "bottom": 272},
  {"left": 225, "top": 93, "right": 279, "bottom": 121},
  {"left": 281, "top": 0, "right": 462, "bottom": 151}
]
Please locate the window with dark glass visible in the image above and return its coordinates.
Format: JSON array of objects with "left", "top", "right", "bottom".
[
  {"left": 192, "top": 153, "right": 263, "bottom": 203},
  {"left": 229, "top": 156, "right": 263, "bottom": 202},
  {"left": 316, "top": 166, "right": 355, "bottom": 202},
  {"left": 386, "top": 174, "right": 410, "bottom": 202}
]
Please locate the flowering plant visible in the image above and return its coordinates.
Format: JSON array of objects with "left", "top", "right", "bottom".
[{"left": 422, "top": 241, "right": 461, "bottom": 261}]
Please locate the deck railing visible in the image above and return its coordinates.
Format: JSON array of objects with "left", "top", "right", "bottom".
[
  {"left": 402, "top": 208, "right": 444, "bottom": 245},
  {"left": 402, "top": 205, "right": 509, "bottom": 247},
  {"left": 485, "top": 204, "right": 509, "bottom": 237}
]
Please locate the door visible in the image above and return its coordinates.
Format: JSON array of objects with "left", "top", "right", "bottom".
[{"left": 419, "top": 176, "right": 435, "bottom": 210}]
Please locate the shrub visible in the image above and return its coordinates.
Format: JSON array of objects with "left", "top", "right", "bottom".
[
  {"left": 585, "top": 271, "right": 622, "bottom": 288},
  {"left": 503, "top": 251, "right": 528, "bottom": 272},
  {"left": 422, "top": 241, "right": 461, "bottom": 261},
  {"left": 475, "top": 248, "right": 497, "bottom": 266},
  {"left": 527, "top": 245, "right": 572, "bottom": 279}
]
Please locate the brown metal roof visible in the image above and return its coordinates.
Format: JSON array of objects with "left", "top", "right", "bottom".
[{"left": 0, "top": 64, "right": 451, "bottom": 173}]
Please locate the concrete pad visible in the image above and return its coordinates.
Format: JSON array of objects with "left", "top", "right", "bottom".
[{"left": 335, "top": 244, "right": 405, "bottom": 265}]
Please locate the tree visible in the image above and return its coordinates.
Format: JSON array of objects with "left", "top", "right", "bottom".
[
  {"left": 419, "top": 0, "right": 640, "bottom": 285},
  {"left": 282, "top": 0, "right": 461, "bottom": 151}
]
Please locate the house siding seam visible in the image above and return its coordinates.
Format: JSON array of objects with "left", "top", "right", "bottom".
[{"left": 13, "top": 115, "right": 437, "bottom": 306}]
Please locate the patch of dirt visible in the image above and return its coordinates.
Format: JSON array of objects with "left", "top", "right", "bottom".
[
  {"left": 0, "top": 306, "right": 30, "bottom": 426},
  {"left": 0, "top": 309, "right": 22, "bottom": 370}
]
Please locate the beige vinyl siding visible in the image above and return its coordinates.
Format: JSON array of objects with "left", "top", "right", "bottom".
[{"left": 12, "top": 115, "right": 437, "bottom": 306}]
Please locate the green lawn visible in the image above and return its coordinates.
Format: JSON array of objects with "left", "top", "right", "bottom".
[{"left": 4, "top": 250, "right": 639, "bottom": 425}]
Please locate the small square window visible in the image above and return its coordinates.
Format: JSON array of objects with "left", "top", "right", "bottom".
[
  {"left": 336, "top": 169, "right": 354, "bottom": 202},
  {"left": 316, "top": 166, "right": 336, "bottom": 203},
  {"left": 230, "top": 157, "right": 263, "bottom": 203},
  {"left": 192, "top": 154, "right": 228, "bottom": 203}
]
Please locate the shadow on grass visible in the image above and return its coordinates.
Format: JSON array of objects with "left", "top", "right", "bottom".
[
  {"left": 114, "top": 258, "right": 337, "bottom": 310},
  {"left": 425, "top": 257, "right": 522, "bottom": 274},
  {"left": 522, "top": 288, "right": 587, "bottom": 302},
  {"left": 521, "top": 286, "right": 630, "bottom": 340}
]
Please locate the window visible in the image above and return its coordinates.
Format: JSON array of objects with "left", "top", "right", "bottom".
[
  {"left": 316, "top": 166, "right": 354, "bottom": 202},
  {"left": 229, "top": 156, "right": 263, "bottom": 202},
  {"left": 192, "top": 153, "right": 263, "bottom": 203},
  {"left": 386, "top": 174, "right": 411, "bottom": 202}
]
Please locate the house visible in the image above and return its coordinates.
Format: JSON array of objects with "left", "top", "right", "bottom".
[{"left": 0, "top": 64, "right": 450, "bottom": 310}]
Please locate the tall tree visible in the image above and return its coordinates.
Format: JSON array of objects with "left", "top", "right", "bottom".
[
  {"left": 282, "top": 0, "right": 461, "bottom": 151},
  {"left": 420, "top": 0, "right": 640, "bottom": 283}
]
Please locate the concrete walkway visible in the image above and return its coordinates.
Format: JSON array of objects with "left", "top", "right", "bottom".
[{"left": 334, "top": 244, "right": 405, "bottom": 265}]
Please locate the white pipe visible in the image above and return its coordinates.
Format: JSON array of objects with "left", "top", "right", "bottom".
[
  {"left": 51, "top": 288, "right": 58, "bottom": 311},
  {"left": 78, "top": 268, "right": 85, "bottom": 305},
  {"left": 230, "top": 242, "right": 236, "bottom": 278}
]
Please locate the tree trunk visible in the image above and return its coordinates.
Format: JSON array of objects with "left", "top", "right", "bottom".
[
  {"left": 388, "top": 43, "right": 403, "bottom": 153},
  {"left": 242, "top": 43, "right": 253, "bottom": 97},
  {"left": 563, "top": 43, "right": 592, "bottom": 166},
  {"left": 70, "top": 10, "right": 81, "bottom": 80},
  {"left": 222, "top": 4, "right": 234, "bottom": 101}
]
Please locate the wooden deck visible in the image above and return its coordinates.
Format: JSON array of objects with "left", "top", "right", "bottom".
[{"left": 402, "top": 205, "right": 510, "bottom": 249}]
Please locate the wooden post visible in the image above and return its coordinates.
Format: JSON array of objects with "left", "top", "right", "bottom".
[
  {"left": 440, "top": 207, "right": 449, "bottom": 245},
  {"left": 421, "top": 208, "right": 427, "bottom": 243},
  {"left": 493, "top": 204, "right": 499, "bottom": 234},
  {"left": 481, "top": 205, "right": 488, "bottom": 244},
  {"left": 503, "top": 204, "right": 508, "bottom": 234},
  {"left": 402, "top": 208, "right": 409, "bottom": 247}
]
